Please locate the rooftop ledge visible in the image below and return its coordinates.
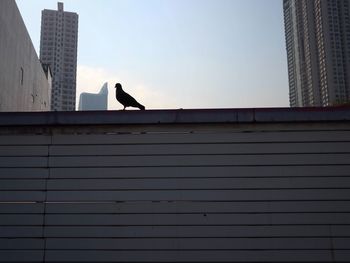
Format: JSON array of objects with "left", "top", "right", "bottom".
[{"left": 0, "top": 107, "right": 349, "bottom": 126}]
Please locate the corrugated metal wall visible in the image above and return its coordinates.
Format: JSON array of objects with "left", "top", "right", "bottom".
[{"left": 1, "top": 123, "right": 350, "bottom": 262}]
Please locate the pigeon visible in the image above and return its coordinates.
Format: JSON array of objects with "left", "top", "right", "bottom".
[{"left": 115, "top": 83, "right": 145, "bottom": 110}]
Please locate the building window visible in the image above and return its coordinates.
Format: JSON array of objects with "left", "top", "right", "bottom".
[{"left": 20, "top": 67, "right": 24, "bottom": 85}]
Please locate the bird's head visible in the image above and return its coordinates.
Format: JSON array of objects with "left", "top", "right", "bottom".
[{"left": 115, "top": 83, "right": 123, "bottom": 92}]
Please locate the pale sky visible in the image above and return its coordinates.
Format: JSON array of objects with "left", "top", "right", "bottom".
[{"left": 15, "top": 0, "right": 289, "bottom": 110}]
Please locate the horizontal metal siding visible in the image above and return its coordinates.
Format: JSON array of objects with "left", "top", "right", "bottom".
[
  {"left": 0, "top": 136, "right": 48, "bottom": 262},
  {"left": 43, "top": 213, "right": 350, "bottom": 225},
  {"left": 0, "top": 128, "right": 349, "bottom": 262},
  {"left": 42, "top": 177, "right": 350, "bottom": 189},
  {"left": 44, "top": 237, "right": 349, "bottom": 249},
  {"left": 43, "top": 201, "right": 350, "bottom": 213},
  {"left": 44, "top": 189, "right": 350, "bottom": 201},
  {"left": 41, "top": 225, "right": 350, "bottom": 238},
  {"left": 49, "top": 142, "right": 350, "bottom": 155},
  {"left": 50, "top": 131, "right": 350, "bottom": 144},
  {"left": 43, "top": 250, "right": 335, "bottom": 262},
  {"left": 49, "top": 165, "right": 350, "bottom": 178},
  {"left": 48, "top": 154, "right": 350, "bottom": 167}
]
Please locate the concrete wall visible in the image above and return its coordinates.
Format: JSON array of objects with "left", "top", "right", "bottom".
[
  {"left": 0, "top": 0, "right": 51, "bottom": 111},
  {"left": 0, "top": 108, "right": 349, "bottom": 262}
]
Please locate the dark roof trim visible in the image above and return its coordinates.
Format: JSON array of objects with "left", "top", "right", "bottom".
[{"left": 0, "top": 107, "right": 349, "bottom": 126}]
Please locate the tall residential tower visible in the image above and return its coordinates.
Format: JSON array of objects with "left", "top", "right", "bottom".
[
  {"left": 283, "top": 0, "right": 350, "bottom": 107},
  {"left": 40, "top": 2, "right": 78, "bottom": 111}
]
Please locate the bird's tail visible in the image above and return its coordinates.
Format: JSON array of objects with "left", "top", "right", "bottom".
[{"left": 137, "top": 103, "right": 145, "bottom": 110}]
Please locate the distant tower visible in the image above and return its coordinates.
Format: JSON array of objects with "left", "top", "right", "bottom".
[
  {"left": 79, "top": 83, "right": 108, "bottom": 110},
  {"left": 40, "top": 2, "right": 79, "bottom": 111},
  {"left": 283, "top": 0, "right": 350, "bottom": 107}
]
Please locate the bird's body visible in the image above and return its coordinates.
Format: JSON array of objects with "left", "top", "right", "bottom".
[{"left": 115, "top": 83, "right": 145, "bottom": 110}]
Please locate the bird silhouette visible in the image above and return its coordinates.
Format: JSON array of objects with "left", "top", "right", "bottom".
[{"left": 115, "top": 83, "right": 145, "bottom": 110}]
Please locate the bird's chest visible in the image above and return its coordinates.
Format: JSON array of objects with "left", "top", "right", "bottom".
[{"left": 116, "top": 92, "right": 127, "bottom": 104}]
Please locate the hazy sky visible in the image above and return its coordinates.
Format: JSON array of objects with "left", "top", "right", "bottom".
[{"left": 15, "top": 0, "right": 289, "bottom": 110}]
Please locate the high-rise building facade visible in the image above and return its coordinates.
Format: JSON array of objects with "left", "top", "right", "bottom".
[
  {"left": 40, "top": 2, "right": 78, "bottom": 111},
  {"left": 283, "top": 0, "right": 350, "bottom": 107}
]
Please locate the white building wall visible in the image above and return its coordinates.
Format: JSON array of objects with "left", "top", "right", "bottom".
[{"left": 0, "top": 0, "right": 51, "bottom": 111}]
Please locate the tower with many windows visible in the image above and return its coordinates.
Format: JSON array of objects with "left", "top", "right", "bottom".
[
  {"left": 40, "top": 2, "right": 78, "bottom": 111},
  {"left": 283, "top": 0, "right": 350, "bottom": 107}
]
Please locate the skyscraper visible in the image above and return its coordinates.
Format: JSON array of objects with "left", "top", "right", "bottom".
[
  {"left": 283, "top": 0, "right": 350, "bottom": 107},
  {"left": 78, "top": 82, "right": 108, "bottom": 111},
  {"left": 40, "top": 2, "right": 78, "bottom": 111}
]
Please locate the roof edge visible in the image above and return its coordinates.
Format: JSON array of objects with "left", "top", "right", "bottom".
[{"left": 0, "top": 107, "right": 349, "bottom": 126}]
